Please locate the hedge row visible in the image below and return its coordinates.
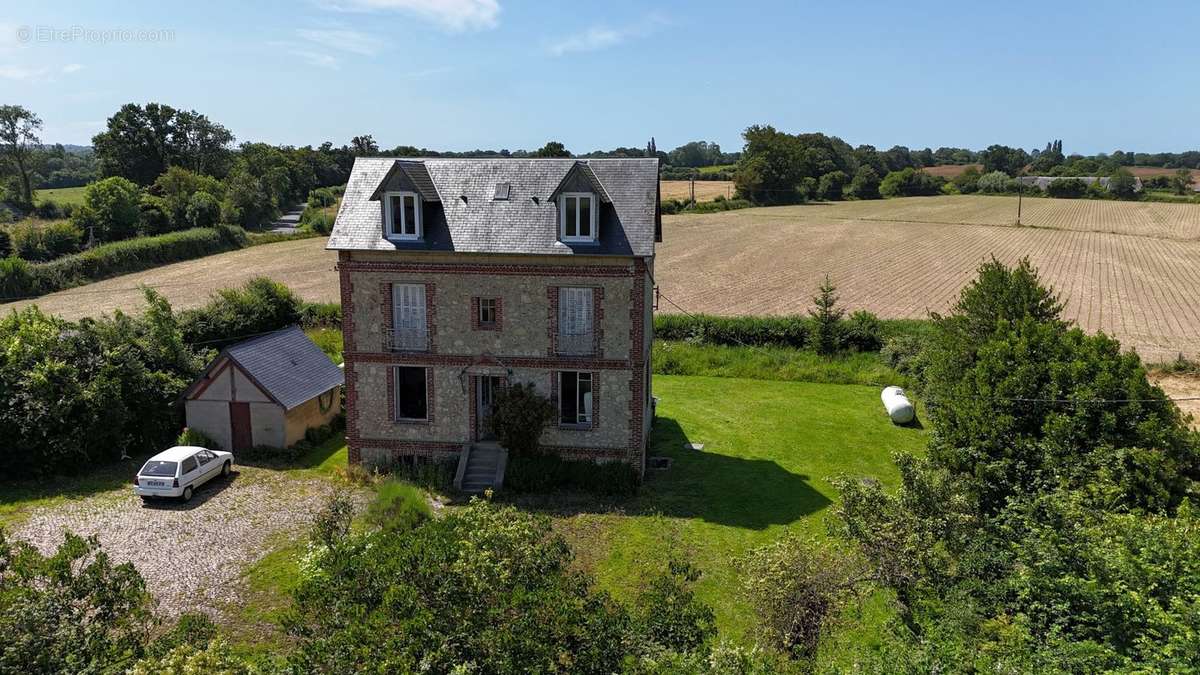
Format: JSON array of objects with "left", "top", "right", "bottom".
[
  {"left": 0, "top": 224, "right": 248, "bottom": 300},
  {"left": 654, "top": 313, "right": 933, "bottom": 353},
  {"left": 504, "top": 454, "right": 640, "bottom": 496}
]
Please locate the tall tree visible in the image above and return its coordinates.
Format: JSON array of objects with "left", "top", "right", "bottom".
[
  {"left": 0, "top": 104, "right": 43, "bottom": 206},
  {"left": 533, "top": 141, "right": 570, "bottom": 158},
  {"left": 350, "top": 134, "right": 378, "bottom": 156},
  {"left": 92, "top": 103, "right": 233, "bottom": 185}
]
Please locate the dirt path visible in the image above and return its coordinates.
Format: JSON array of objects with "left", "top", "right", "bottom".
[{"left": 13, "top": 466, "right": 366, "bottom": 620}]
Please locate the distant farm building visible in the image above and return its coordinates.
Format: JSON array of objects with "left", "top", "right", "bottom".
[
  {"left": 181, "top": 326, "right": 343, "bottom": 451},
  {"left": 1017, "top": 176, "right": 1143, "bottom": 192}
]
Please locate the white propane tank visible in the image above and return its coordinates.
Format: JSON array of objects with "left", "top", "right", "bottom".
[{"left": 881, "top": 386, "right": 915, "bottom": 424}]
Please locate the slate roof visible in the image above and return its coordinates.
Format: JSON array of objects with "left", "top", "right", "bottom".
[
  {"left": 185, "top": 326, "right": 344, "bottom": 411},
  {"left": 327, "top": 157, "right": 659, "bottom": 257}
]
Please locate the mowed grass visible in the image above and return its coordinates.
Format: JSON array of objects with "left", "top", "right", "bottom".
[
  {"left": 36, "top": 185, "right": 87, "bottom": 206},
  {"left": 553, "top": 375, "right": 927, "bottom": 640}
]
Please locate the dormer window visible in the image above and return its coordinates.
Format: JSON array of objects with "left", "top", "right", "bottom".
[
  {"left": 384, "top": 191, "right": 422, "bottom": 240},
  {"left": 560, "top": 192, "right": 597, "bottom": 243}
]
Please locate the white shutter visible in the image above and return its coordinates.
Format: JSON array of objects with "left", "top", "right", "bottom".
[
  {"left": 393, "top": 283, "right": 426, "bottom": 330},
  {"left": 559, "top": 288, "right": 592, "bottom": 336}
]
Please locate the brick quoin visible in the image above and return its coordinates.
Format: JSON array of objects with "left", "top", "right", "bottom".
[
  {"left": 628, "top": 258, "right": 647, "bottom": 471},
  {"left": 337, "top": 252, "right": 361, "bottom": 464}
]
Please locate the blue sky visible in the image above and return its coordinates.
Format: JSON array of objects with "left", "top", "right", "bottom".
[{"left": 2, "top": 0, "right": 1198, "bottom": 155}]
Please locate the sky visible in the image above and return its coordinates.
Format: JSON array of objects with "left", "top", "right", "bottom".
[{"left": 1, "top": 0, "right": 1199, "bottom": 156}]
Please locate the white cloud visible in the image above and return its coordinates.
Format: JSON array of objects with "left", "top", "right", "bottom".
[
  {"left": 61, "top": 63, "right": 83, "bottom": 74},
  {"left": 547, "top": 14, "right": 667, "bottom": 57},
  {"left": 315, "top": 0, "right": 500, "bottom": 32},
  {"left": 0, "top": 64, "right": 49, "bottom": 81},
  {"left": 291, "top": 48, "right": 342, "bottom": 69},
  {"left": 296, "top": 27, "right": 384, "bottom": 55}
]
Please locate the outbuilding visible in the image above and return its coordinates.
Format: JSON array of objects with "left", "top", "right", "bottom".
[{"left": 181, "top": 326, "right": 344, "bottom": 451}]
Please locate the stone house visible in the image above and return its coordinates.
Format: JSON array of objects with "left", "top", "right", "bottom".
[{"left": 328, "top": 157, "right": 661, "bottom": 485}]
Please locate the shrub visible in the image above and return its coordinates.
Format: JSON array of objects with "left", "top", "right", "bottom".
[
  {"left": 845, "top": 166, "right": 881, "bottom": 200},
  {"left": 366, "top": 479, "right": 433, "bottom": 533},
  {"left": 1046, "top": 177, "right": 1087, "bottom": 198},
  {"left": 9, "top": 219, "right": 82, "bottom": 261},
  {"left": 178, "top": 276, "right": 302, "bottom": 348},
  {"left": 842, "top": 310, "right": 883, "bottom": 351},
  {"left": 0, "top": 529, "right": 154, "bottom": 673},
  {"left": 74, "top": 176, "right": 142, "bottom": 242},
  {"left": 630, "top": 559, "right": 717, "bottom": 652},
  {"left": 687, "top": 198, "right": 751, "bottom": 214},
  {"left": 817, "top": 170, "right": 849, "bottom": 200},
  {"left": 177, "top": 427, "right": 220, "bottom": 450},
  {"left": 299, "top": 301, "right": 341, "bottom": 328},
  {"left": 25, "top": 225, "right": 247, "bottom": 297},
  {"left": 33, "top": 199, "right": 62, "bottom": 219},
  {"left": 0, "top": 256, "right": 36, "bottom": 300},
  {"left": 977, "top": 170, "right": 1015, "bottom": 193},
  {"left": 137, "top": 194, "right": 173, "bottom": 235},
  {"left": 186, "top": 191, "right": 221, "bottom": 228},
  {"left": 879, "top": 168, "right": 945, "bottom": 198},
  {"left": 0, "top": 227, "right": 10, "bottom": 257},
  {"left": 952, "top": 166, "right": 982, "bottom": 193},
  {"left": 654, "top": 313, "right": 809, "bottom": 349},
  {"left": 503, "top": 454, "right": 640, "bottom": 496},
  {"left": 880, "top": 334, "right": 928, "bottom": 382},
  {"left": 486, "top": 382, "right": 557, "bottom": 456},
  {"left": 300, "top": 206, "right": 333, "bottom": 234},
  {"left": 660, "top": 197, "right": 692, "bottom": 215},
  {"left": 307, "top": 187, "right": 337, "bottom": 208},
  {"left": 741, "top": 534, "right": 867, "bottom": 659},
  {"left": 387, "top": 456, "right": 457, "bottom": 491}
]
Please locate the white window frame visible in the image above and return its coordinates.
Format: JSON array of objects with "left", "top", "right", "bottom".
[
  {"left": 559, "top": 370, "right": 593, "bottom": 426},
  {"left": 383, "top": 191, "right": 422, "bottom": 241},
  {"left": 559, "top": 192, "right": 597, "bottom": 243}
]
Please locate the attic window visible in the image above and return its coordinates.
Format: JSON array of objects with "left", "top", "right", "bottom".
[
  {"left": 493, "top": 182, "right": 511, "bottom": 200},
  {"left": 559, "top": 192, "right": 597, "bottom": 243},
  {"left": 384, "top": 191, "right": 422, "bottom": 241}
]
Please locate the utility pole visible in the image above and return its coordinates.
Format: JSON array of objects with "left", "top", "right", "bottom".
[
  {"left": 1016, "top": 190, "right": 1022, "bottom": 226},
  {"left": 690, "top": 177, "right": 695, "bottom": 203}
]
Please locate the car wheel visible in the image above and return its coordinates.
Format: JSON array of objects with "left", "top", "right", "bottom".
[
  {"left": 181, "top": 486, "right": 193, "bottom": 502},
  {"left": 221, "top": 461, "right": 231, "bottom": 477},
  {"left": 140, "top": 496, "right": 151, "bottom": 504}
]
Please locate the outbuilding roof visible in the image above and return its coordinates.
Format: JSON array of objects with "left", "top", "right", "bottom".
[
  {"left": 327, "top": 157, "right": 660, "bottom": 257},
  {"left": 184, "top": 326, "right": 344, "bottom": 411}
]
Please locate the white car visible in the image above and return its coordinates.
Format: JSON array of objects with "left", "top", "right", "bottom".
[{"left": 134, "top": 446, "right": 234, "bottom": 502}]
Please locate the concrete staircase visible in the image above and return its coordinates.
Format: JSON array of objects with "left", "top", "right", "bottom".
[{"left": 454, "top": 442, "right": 508, "bottom": 493}]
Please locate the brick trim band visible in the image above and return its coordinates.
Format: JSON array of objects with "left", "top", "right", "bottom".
[
  {"left": 339, "top": 260, "right": 637, "bottom": 278},
  {"left": 347, "top": 352, "right": 633, "bottom": 371}
]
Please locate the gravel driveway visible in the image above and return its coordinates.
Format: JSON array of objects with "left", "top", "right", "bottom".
[{"left": 13, "top": 467, "right": 365, "bottom": 619}]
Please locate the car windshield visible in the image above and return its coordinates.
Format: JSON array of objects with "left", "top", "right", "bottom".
[{"left": 140, "top": 460, "right": 177, "bottom": 477}]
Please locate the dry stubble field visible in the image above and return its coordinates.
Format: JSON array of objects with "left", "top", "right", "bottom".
[
  {"left": 660, "top": 179, "right": 735, "bottom": 201},
  {"left": 7, "top": 195, "right": 1200, "bottom": 361}
]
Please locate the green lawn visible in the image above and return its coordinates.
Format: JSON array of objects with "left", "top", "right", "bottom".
[
  {"left": 36, "top": 185, "right": 87, "bottom": 206},
  {"left": 552, "top": 375, "right": 927, "bottom": 641}
]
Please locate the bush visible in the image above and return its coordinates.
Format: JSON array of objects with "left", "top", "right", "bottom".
[
  {"left": 817, "top": 171, "right": 849, "bottom": 200},
  {"left": 299, "top": 205, "right": 333, "bottom": 234},
  {"left": 13, "top": 225, "right": 248, "bottom": 299},
  {"left": 137, "top": 194, "right": 173, "bottom": 235},
  {"left": 660, "top": 197, "right": 692, "bottom": 215},
  {"left": 977, "top": 170, "right": 1015, "bottom": 193},
  {"left": 655, "top": 313, "right": 809, "bottom": 349},
  {"left": 0, "top": 256, "right": 32, "bottom": 299},
  {"left": 841, "top": 310, "right": 883, "bottom": 351},
  {"left": 880, "top": 334, "right": 928, "bottom": 382},
  {"left": 687, "top": 198, "right": 752, "bottom": 214},
  {"left": 879, "top": 168, "right": 945, "bottom": 198},
  {"left": 179, "top": 276, "right": 302, "bottom": 348},
  {"left": 185, "top": 191, "right": 221, "bottom": 228},
  {"left": 299, "top": 301, "right": 341, "bottom": 328},
  {"left": 74, "top": 176, "right": 142, "bottom": 242},
  {"left": 383, "top": 456, "right": 457, "bottom": 490},
  {"left": 952, "top": 166, "right": 982, "bottom": 193},
  {"left": 177, "top": 427, "right": 220, "bottom": 450},
  {"left": 1046, "top": 177, "right": 1087, "bottom": 198},
  {"left": 366, "top": 479, "right": 433, "bottom": 533},
  {"left": 0, "top": 227, "right": 9, "bottom": 257},
  {"left": 486, "top": 382, "right": 557, "bottom": 456},
  {"left": 307, "top": 187, "right": 337, "bottom": 208},
  {"left": 33, "top": 199, "right": 62, "bottom": 219},
  {"left": 9, "top": 219, "right": 82, "bottom": 261},
  {"left": 845, "top": 166, "right": 881, "bottom": 200},
  {"left": 503, "top": 454, "right": 640, "bottom": 496},
  {"left": 1, "top": 530, "right": 155, "bottom": 673}
]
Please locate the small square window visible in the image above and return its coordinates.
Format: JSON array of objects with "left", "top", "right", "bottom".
[{"left": 479, "top": 298, "right": 497, "bottom": 326}]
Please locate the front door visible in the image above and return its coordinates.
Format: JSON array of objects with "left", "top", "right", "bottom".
[
  {"left": 476, "top": 376, "right": 502, "bottom": 441},
  {"left": 229, "top": 402, "right": 252, "bottom": 451}
]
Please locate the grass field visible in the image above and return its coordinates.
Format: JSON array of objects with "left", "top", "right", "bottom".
[
  {"left": 540, "top": 375, "right": 925, "bottom": 640},
  {"left": 36, "top": 186, "right": 87, "bottom": 206},
  {"left": 660, "top": 179, "right": 734, "bottom": 201}
]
